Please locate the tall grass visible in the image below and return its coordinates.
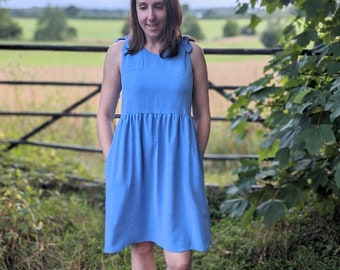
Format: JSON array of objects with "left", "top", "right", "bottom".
[{"left": 1, "top": 155, "right": 339, "bottom": 269}]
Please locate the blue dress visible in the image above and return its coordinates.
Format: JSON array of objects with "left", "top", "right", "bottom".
[{"left": 104, "top": 36, "right": 211, "bottom": 253}]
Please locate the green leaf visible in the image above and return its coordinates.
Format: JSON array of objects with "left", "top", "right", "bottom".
[
  {"left": 295, "top": 29, "right": 318, "bottom": 47},
  {"left": 259, "top": 139, "right": 279, "bottom": 161},
  {"left": 312, "top": 43, "right": 328, "bottom": 55},
  {"left": 255, "top": 199, "right": 286, "bottom": 226},
  {"left": 303, "top": 90, "right": 327, "bottom": 107},
  {"left": 325, "top": 91, "right": 340, "bottom": 122},
  {"left": 335, "top": 164, "right": 340, "bottom": 189},
  {"left": 331, "top": 78, "right": 340, "bottom": 91},
  {"left": 283, "top": 24, "right": 296, "bottom": 37},
  {"left": 236, "top": 3, "right": 248, "bottom": 15},
  {"left": 229, "top": 116, "right": 248, "bottom": 139},
  {"left": 234, "top": 176, "right": 257, "bottom": 193},
  {"left": 227, "top": 96, "right": 248, "bottom": 119},
  {"left": 325, "top": 60, "right": 340, "bottom": 76},
  {"left": 250, "top": 0, "right": 257, "bottom": 8},
  {"left": 295, "top": 159, "right": 312, "bottom": 172},
  {"left": 331, "top": 25, "right": 340, "bottom": 39},
  {"left": 220, "top": 198, "right": 248, "bottom": 218},
  {"left": 296, "top": 124, "right": 336, "bottom": 155},
  {"left": 315, "top": 198, "right": 335, "bottom": 216},
  {"left": 310, "top": 168, "right": 329, "bottom": 190},
  {"left": 302, "top": 0, "right": 323, "bottom": 18},
  {"left": 265, "top": 0, "right": 279, "bottom": 13},
  {"left": 292, "top": 87, "right": 312, "bottom": 104},
  {"left": 268, "top": 110, "right": 288, "bottom": 128},
  {"left": 280, "top": 62, "right": 299, "bottom": 78},
  {"left": 278, "top": 185, "right": 305, "bottom": 208},
  {"left": 275, "top": 147, "right": 290, "bottom": 169},
  {"left": 328, "top": 42, "right": 340, "bottom": 57},
  {"left": 252, "top": 86, "right": 279, "bottom": 102},
  {"left": 249, "top": 14, "right": 261, "bottom": 31},
  {"left": 280, "top": 0, "right": 294, "bottom": 7},
  {"left": 257, "top": 169, "right": 277, "bottom": 181}
]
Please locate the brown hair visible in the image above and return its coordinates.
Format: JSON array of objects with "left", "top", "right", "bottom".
[{"left": 128, "top": 0, "right": 183, "bottom": 58}]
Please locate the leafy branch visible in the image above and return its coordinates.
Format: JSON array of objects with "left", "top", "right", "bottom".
[{"left": 223, "top": 0, "right": 340, "bottom": 226}]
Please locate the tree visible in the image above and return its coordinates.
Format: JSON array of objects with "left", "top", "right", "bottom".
[
  {"left": 241, "top": 25, "right": 256, "bottom": 36},
  {"left": 223, "top": 0, "right": 340, "bottom": 226},
  {"left": 34, "top": 7, "right": 77, "bottom": 41},
  {"left": 182, "top": 13, "right": 204, "bottom": 40},
  {"left": 64, "top": 6, "right": 80, "bottom": 18},
  {"left": 260, "top": 28, "right": 282, "bottom": 47},
  {"left": 222, "top": 19, "right": 240, "bottom": 37},
  {"left": 0, "top": 8, "right": 22, "bottom": 39},
  {"left": 121, "top": 14, "right": 131, "bottom": 36}
]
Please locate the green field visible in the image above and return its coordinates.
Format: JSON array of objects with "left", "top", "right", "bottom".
[
  {"left": 12, "top": 18, "right": 126, "bottom": 44},
  {"left": 0, "top": 18, "right": 267, "bottom": 67},
  {"left": 8, "top": 17, "right": 265, "bottom": 44}
]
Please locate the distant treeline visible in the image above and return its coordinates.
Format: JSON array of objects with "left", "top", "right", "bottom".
[
  {"left": 9, "top": 6, "right": 245, "bottom": 20},
  {"left": 10, "top": 7, "right": 129, "bottom": 19}
]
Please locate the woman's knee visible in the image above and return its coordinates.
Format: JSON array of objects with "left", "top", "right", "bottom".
[
  {"left": 164, "top": 250, "right": 192, "bottom": 270},
  {"left": 131, "top": 242, "right": 154, "bottom": 256},
  {"left": 166, "top": 261, "right": 191, "bottom": 270}
]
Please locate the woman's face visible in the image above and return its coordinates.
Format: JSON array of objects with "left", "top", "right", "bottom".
[{"left": 136, "top": 0, "right": 167, "bottom": 41}]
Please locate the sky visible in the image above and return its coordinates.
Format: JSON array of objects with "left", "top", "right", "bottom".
[{"left": 2, "top": 0, "right": 238, "bottom": 10}]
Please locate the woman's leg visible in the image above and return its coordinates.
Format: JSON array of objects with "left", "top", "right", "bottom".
[
  {"left": 163, "top": 250, "right": 192, "bottom": 270},
  {"left": 130, "top": 242, "right": 156, "bottom": 270}
]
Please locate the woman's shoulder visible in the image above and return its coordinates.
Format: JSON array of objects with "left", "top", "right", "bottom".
[
  {"left": 188, "top": 41, "right": 204, "bottom": 58},
  {"left": 103, "top": 38, "right": 126, "bottom": 67},
  {"left": 181, "top": 35, "right": 203, "bottom": 55},
  {"left": 185, "top": 37, "right": 205, "bottom": 69},
  {"left": 108, "top": 37, "right": 125, "bottom": 53}
]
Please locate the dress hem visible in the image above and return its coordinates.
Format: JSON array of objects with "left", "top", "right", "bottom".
[{"left": 104, "top": 240, "right": 211, "bottom": 254}]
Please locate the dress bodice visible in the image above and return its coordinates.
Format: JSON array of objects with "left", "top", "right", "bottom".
[{"left": 120, "top": 36, "right": 193, "bottom": 115}]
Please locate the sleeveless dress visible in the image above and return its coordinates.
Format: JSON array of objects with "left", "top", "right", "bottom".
[{"left": 104, "top": 36, "right": 211, "bottom": 253}]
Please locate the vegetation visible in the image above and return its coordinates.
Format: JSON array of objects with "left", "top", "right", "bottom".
[
  {"left": 182, "top": 13, "right": 205, "bottom": 40},
  {"left": 1, "top": 154, "right": 340, "bottom": 269},
  {"left": 34, "top": 7, "right": 77, "bottom": 41},
  {"left": 222, "top": 19, "right": 240, "bottom": 37},
  {"left": 0, "top": 8, "right": 22, "bottom": 39},
  {"left": 225, "top": 0, "right": 340, "bottom": 225},
  {"left": 121, "top": 16, "right": 131, "bottom": 36},
  {"left": 260, "top": 27, "right": 282, "bottom": 48}
]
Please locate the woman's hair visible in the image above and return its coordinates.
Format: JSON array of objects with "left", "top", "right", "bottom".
[{"left": 128, "top": 0, "right": 183, "bottom": 58}]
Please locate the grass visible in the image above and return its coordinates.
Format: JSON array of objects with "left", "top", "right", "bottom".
[
  {"left": 0, "top": 50, "right": 106, "bottom": 67},
  {"left": 0, "top": 42, "right": 267, "bottom": 67},
  {"left": 1, "top": 154, "right": 339, "bottom": 269}
]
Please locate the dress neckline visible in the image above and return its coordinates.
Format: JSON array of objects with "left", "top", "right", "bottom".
[{"left": 142, "top": 47, "right": 160, "bottom": 56}]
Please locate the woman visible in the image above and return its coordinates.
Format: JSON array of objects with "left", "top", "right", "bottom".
[{"left": 97, "top": 0, "right": 211, "bottom": 269}]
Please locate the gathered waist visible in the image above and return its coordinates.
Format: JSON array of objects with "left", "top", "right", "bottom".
[{"left": 119, "top": 112, "right": 193, "bottom": 120}]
